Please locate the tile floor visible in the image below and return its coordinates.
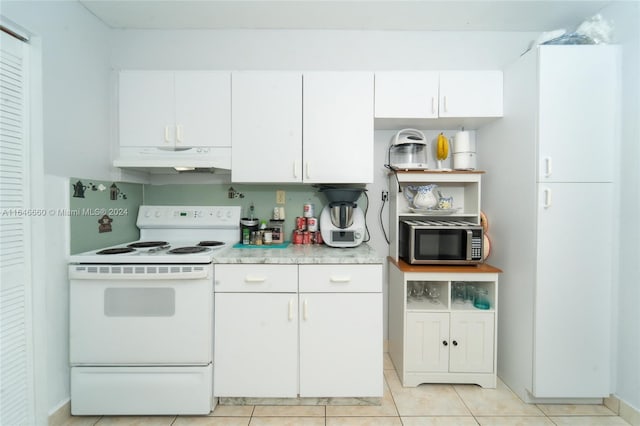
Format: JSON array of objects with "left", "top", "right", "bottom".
[{"left": 62, "top": 354, "right": 630, "bottom": 426}]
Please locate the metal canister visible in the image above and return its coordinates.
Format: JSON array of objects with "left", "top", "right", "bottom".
[
  {"left": 292, "top": 230, "right": 304, "bottom": 245},
  {"left": 302, "top": 231, "right": 311, "bottom": 245},
  {"left": 303, "top": 203, "right": 315, "bottom": 218},
  {"left": 295, "top": 216, "right": 307, "bottom": 231},
  {"left": 306, "top": 217, "right": 318, "bottom": 232},
  {"left": 314, "top": 231, "right": 323, "bottom": 245}
]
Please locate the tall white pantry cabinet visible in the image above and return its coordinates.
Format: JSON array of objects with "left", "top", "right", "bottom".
[{"left": 478, "top": 45, "right": 619, "bottom": 402}]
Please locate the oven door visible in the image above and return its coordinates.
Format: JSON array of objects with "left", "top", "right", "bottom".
[
  {"left": 69, "top": 264, "right": 213, "bottom": 365},
  {"left": 412, "top": 228, "right": 476, "bottom": 264}
]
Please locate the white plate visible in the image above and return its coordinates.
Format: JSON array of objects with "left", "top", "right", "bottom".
[{"left": 409, "top": 207, "right": 461, "bottom": 215}]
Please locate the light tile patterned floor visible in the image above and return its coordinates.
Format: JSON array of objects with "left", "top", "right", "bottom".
[{"left": 63, "top": 354, "right": 630, "bottom": 426}]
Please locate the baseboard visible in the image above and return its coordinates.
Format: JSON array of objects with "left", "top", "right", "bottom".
[
  {"left": 605, "top": 395, "right": 640, "bottom": 426},
  {"left": 48, "top": 400, "right": 71, "bottom": 426}
]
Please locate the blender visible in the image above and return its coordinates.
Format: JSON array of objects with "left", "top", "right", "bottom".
[{"left": 317, "top": 186, "right": 367, "bottom": 248}]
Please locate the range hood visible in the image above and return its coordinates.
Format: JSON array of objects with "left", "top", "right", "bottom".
[{"left": 114, "top": 146, "right": 231, "bottom": 174}]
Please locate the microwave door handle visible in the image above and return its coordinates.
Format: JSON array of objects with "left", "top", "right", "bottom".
[{"left": 466, "top": 229, "right": 473, "bottom": 260}]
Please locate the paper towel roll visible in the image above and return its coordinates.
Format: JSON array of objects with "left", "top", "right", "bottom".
[{"left": 453, "top": 131, "right": 474, "bottom": 153}]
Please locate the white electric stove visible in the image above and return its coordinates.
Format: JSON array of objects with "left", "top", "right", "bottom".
[{"left": 68, "top": 206, "right": 240, "bottom": 416}]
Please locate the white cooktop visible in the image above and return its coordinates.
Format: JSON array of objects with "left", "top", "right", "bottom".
[{"left": 69, "top": 206, "right": 241, "bottom": 264}]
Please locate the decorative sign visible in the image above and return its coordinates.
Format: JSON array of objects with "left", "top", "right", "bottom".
[{"left": 98, "top": 214, "right": 113, "bottom": 233}]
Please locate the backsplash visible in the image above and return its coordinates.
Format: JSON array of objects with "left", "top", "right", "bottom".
[
  {"left": 143, "top": 183, "right": 367, "bottom": 237},
  {"left": 69, "top": 178, "right": 143, "bottom": 254},
  {"left": 69, "top": 181, "right": 368, "bottom": 252}
]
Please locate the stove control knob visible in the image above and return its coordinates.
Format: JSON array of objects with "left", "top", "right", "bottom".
[
  {"left": 155, "top": 211, "right": 162, "bottom": 218},
  {"left": 144, "top": 210, "right": 152, "bottom": 218},
  {"left": 216, "top": 210, "right": 223, "bottom": 218},
  {"left": 226, "top": 210, "right": 233, "bottom": 218}
]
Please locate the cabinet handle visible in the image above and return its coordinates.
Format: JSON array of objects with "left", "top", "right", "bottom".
[
  {"left": 545, "top": 157, "right": 552, "bottom": 177},
  {"left": 176, "top": 124, "right": 183, "bottom": 144},
  {"left": 543, "top": 188, "right": 552, "bottom": 209},
  {"left": 293, "top": 160, "right": 298, "bottom": 179},
  {"left": 164, "top": 126, "right": 171, "bottom": 143},
  {"left": 305, "top": 162, "right": 310, "bottom": 180},
  {"left": 329, "top": 276, "right": 351, "bottom": 283},
  {"left": 244, "top": 276, "right": 266, "bottom": 283},
  {"left": 288, "top": 298, "right": 294, "bottom": 321},
  {"left": 442, "top": 340, "right": 448, "bottom": 346},
  {"left": 303, "top": 299, "right": 308, "bottom": 320},
  {"left": 452, "top": 340, "right": 458, "bottom": 347},
  {"left": 431, "top": 96, "right": 436, "bottom": 115},
  {"left": 443, "top": 96, "right": 448, "bottom": 113}
]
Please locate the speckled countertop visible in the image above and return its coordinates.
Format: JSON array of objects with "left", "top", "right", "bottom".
[{"left": 212, "top": 243, "right": 383, "bottom": 264}]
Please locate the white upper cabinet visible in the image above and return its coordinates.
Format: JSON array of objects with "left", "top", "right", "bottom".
[
  {"left": 374, "top": 70, "right": 503, "bottom": 129},
  {"left": 537, "top": 47, "right": 617, "bottom": 183},
  {"left": 303, "top": 72, "right": 374, "bottom": 184},
  {"left": 438, "top": 71, "right": 503, "bottom": 118},
  {"left": 231, "top": 72, "right": 302, "bottom": 183},
  {"left": 232, "top": 71, "right": 374, "bottom": 184},
  {"left": 119, "top": 71, "right": 230, "bottom": 148},
  {"left": 375, "top": 72, "right": 439, "bottom": 119}
]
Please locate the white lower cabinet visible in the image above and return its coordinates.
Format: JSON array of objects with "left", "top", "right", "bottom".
[
  {"left": 214, "top": 263, "right": 382, "bottom": 398},
  {"left": 406, "top": 311, "right": 494, "bottom": 374},
  {"left": 389, "top": 261, "right": 500, "bottom": 388},
  {"left": 214, "top": 293, "right": 298, "bottom": 397}
]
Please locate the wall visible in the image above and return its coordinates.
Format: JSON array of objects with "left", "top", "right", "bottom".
[
  {"left": 110, "top": 29, "right": 536, "bottom": 71},
  {"left": 69, "top": 179, "right": 143, "bottom": 254},
  {"left": 600, "top": 1, "right": 640, "bottom": 415},
  {"left": 1, "top": 0, "right": 113, "bottom": 417}
]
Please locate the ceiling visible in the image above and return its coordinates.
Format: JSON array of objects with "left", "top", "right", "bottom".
[{"left": 79, "top": 0, "right": 612, "bottom": 32}]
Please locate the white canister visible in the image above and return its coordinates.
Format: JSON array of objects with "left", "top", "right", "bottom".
[
  {"left": 303, "top": 203, "right": 315, "bottom": 218},
  {"left": 453, "top": 131, "right": 475, "bottom": 154},
  {"left": 453, "top": 152, "right": 477, "bottom": 170},
  {"left": 306, "top": 217, "right": 319, "bottom": 232}
]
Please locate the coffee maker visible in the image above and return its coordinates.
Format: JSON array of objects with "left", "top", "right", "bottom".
[{"left": 318, "top": 186, "right": 366, "bottom": 248}]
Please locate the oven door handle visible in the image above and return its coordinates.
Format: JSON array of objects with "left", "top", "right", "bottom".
[{"left": 244, "top": 276, "right": 267, "bottom": 283}]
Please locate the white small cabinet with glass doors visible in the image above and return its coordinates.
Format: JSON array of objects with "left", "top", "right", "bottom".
[{"left": 388, "top": 260, "right": 500, "bottom": 388}]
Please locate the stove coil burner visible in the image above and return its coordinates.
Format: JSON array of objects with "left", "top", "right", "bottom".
[
  {"left": 97, "top": 247, "right": 136, "bottom": 255},
  {"left": 127, "top": 241, "right": 169, "bottom": 248},
  {"left": 168, "top": 246, "right": 211, "bottom": 254},
  {"left": 197, "top": 241, "right": 225, "bottom": 247}
]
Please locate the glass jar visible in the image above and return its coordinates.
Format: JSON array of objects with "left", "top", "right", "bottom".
[{"left": 474, "top": 288, "right": 490, "bottom": 310}]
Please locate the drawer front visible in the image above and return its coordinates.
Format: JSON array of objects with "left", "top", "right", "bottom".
[
  {"left": 215, "top": 264, "right": 298, "bottom": 292},
  {"left": 299, "top": 264, "right": 382, "bottom": 293}
]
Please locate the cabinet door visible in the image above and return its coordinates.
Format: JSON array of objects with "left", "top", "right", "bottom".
[
  {"left": 299, "top": 293, "right": 383, "bottom": 397},
  {"left": 232, "top": 72, "right": 302, "bottom": 182},
  {"left": 303, "top": 72, "right": 374, "bottom": 184},
  {"left": 375, "top": 72, "right": 439, "bottom": 118},
  {"left": 214, "top": 293, "right": 298, "bottom": 397},
  {"left": 175, "top": 71, "right": 230, "bottom": 148},
  {"left": 449, "top": 312, "right": 494, "bottom": 373},
  {"left": 537, "top": 46, "right": 617, "bottom": 183},
  {"left": 439, "top": 71, "right": 503, "bottom": 118},
  {"left": 405, "top": 312, "right": 449, "bottom": 373},
  {"left": 119, "top": 71, "right": 174, "bottom": 147},
  {"left": 534, "top": 182, "right": 612, "bottom": 397}
]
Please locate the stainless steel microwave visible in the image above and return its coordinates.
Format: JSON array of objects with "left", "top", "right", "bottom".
[{"left": 399, "top": 219, "right": 484, "bottom": 265}]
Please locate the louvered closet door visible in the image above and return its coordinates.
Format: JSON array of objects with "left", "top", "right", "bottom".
[{"left": 0, "top": 30, "right": 34, "bottom": 426}]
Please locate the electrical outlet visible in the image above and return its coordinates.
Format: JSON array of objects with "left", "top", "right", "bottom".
[
  {"left": 276, "top": 190, "right": 286, "bottom": 204},
  {"left": 381, "top": 191, "right": 389, "bottom": 202}
]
